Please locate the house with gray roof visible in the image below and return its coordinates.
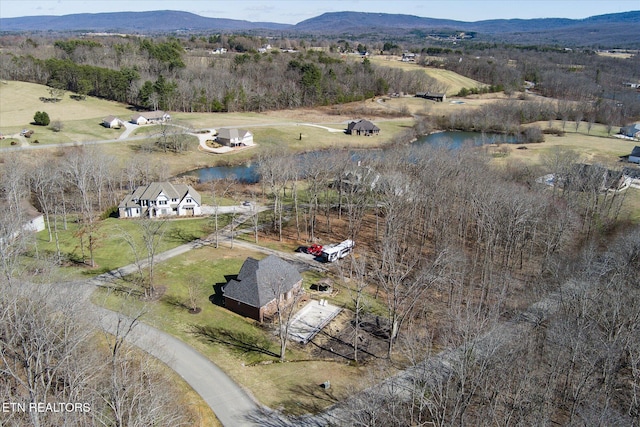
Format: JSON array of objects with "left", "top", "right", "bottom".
[
  {"left": 620, "top": 123, "right": 640, "bottom": 139},
  {"left": 216, "top": 128, "right": 254, "bottom": 147},
  {"left": 628, "top": 146, "right": 640, "bottom": 164},
  {"left": 131, "top": 111, "right": 171, "bottom": 125},
  {"left": 347, "top": 119, "right": 380, "bottom": 136},
  {"left": 102, "top": 115, "right": 124, "bottom": 128},
  {"left": 223, "top": 255, "right": 303, "bottom": 322},
  {"left": 118, "top": 182, "right": 201, "bottom": 218}
]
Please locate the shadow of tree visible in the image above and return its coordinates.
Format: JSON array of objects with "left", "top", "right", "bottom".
[
  {"left": 307, "top": 319, "right": 384, "bottom": 362},
  {"left": 162, "top": 294, "right": 190, "bottom": 311},
  {"left": 242, "top": 406, "right": 331, "bottom": 427},
  {"left": 190, "top": 324, "right": 280, "bottom": 358},
  {"left": 282, "top": 383, "right": 339, "bottom": 415},
  {"left": 166, "top": 227, "right": 200, "bottom": 243}
]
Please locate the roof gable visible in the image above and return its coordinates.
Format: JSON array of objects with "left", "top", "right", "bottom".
[
  {"left": 348, "top": 119, "right": 379, "bottom": 132},
  {"left": 128, "top": 182, "right": 201, "bottom": 205},
  {"left": 217, "top": 128, "right": 251, "bottom": 140}
]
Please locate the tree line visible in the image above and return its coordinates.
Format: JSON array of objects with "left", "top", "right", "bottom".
[
  {"left": 0, "top": 36, "right": 439, "bottom": 112},
  {"left": 430, "top": 45, "right": 640, "bottom": 124},
  {"left": 2, "top": 34, "right": 636, "bottom": 126}
]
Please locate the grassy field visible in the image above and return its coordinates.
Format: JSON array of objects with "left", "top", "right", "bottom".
[
  {"left": 495, "top": 121, "right": 634, "bottom": 167},
  {"left": 34, "top": 216, "right": 219, "bottom": 276},
  {"left": 0, "top": 80, "right": 132, "bottom": 133},
  {"left": 93, "top": 244, "right": 369, "bottom": 414},
  {"left": 620, "top": 188, "right": 640, "bottom": 224},
  {"left": 0, "top": 81, "right": 415, "bottom": 175},
  {"left": 367, "top": 55, "right": 485, "bottom": 95}
]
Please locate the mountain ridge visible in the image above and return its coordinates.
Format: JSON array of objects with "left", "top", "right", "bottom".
[{"left": 1, "top": 10, "right": 639, "bottom": 46}]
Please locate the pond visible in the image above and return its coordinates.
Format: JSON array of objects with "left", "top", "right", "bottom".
[
  {"left": 414, "top": 131, "right": 520, "bottom": 149},
  {"left": 181, "top": 162, "right": 260, "bottom": 183},
  {"left": 183, "top": 131, "right": 518, "bottom": 183}
]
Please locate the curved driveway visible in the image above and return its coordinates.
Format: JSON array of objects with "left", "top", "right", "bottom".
[
  {"left": 92, "top": 303, "right": 261, "bottom": 427},
  {"left": 85, "top": 215, "right": 272, "bottom": 426}
]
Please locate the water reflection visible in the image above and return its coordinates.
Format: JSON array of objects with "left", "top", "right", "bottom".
[{"left": 185, "top": 131, "right": 519, "bottom": 183}]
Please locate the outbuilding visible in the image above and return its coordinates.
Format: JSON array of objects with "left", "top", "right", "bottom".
[{"left": 415, "top": 92, "right": 447, "bottom": 102}]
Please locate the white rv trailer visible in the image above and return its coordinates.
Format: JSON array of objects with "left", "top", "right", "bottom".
[{"left": 320, "top": 239, "right": 355, "bottom": 262}]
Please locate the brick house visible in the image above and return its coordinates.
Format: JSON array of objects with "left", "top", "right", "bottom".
[{"left": 223, "top": 255, "right": 303, "bottom": 322}]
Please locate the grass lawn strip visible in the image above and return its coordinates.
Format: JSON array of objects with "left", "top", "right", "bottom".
[{"left": 34, "top": 216, "right": 220, "bottom": 276}]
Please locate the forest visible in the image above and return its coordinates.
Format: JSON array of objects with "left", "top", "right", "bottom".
[
  {"left": 1, "top": 33, "right": 638, "bottom": 124},
  {"left": 0, "top": 30, "right": 639, "bottom": 426}
]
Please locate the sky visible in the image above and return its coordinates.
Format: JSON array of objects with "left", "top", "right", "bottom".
[{"left": 0, "top": 0, "right": 637, "bottom": 23}]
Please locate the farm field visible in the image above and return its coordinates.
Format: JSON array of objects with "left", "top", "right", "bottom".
[
  {"left": 367, "top": 54, "right": 485, "bottom": 95},
  {"left": 0, "top": 80, "right": 133, "bottom": 128},
  {"left": 496, "top": 121, "right": 635, "bottom": 167}
]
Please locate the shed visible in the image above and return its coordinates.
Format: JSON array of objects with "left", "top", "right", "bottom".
[{"left": 416, "top": 92, "right": 447, "bottom": 102}]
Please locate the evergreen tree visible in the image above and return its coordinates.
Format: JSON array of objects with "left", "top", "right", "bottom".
[{"left": 33, "top": 111, "right": 50, "bottom": 126}]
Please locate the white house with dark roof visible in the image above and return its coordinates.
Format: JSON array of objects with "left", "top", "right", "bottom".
[
  {"left": 223, "top": 255, "right": 303, "bottom": 322},
  {"left": 131, "top": 111, "right": 171, "bottom": 125},
  {"left": 118, "top": 182, "right": 201, "bottom": 218},
  {"left": 216, "top": 128, "right": 254, "bottom": 147},
  {"left": 102, "top": 115, "right": 125, "bottom": 128},
  {"left": 402, "top": 52, "right": 417, "bottom": 62}
]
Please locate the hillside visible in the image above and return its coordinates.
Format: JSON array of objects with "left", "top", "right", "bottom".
[
  {"left": 0, "top": 10, "right": 292, "bottom": 33},
  {"left": 1, "top": 10, "right": 639, "bottom": 46}
]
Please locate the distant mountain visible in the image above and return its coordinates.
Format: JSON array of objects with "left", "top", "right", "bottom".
[
  {"left": 0, "top": 10, "right": 292, "bottom": 33},
  {"left": 292, "top": 12, "right": 465, "bottom": 32},
  {"left": 294, "top": 11, "right": 640, "bottom": 37},
  {"left": 1, "top": 9, "right": 639, "bottom": 46}
]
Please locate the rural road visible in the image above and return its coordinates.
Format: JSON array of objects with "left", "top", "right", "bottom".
[
  {"left": 0, "top": 120, "right": 351, "bottom": 153},
  {"left": 82, "top": 210, "right": 272, "bottom": 426},
  {"left": 90, "top": 303, "right": 262, "bottom": 427},
  {"left": 82, "top": 207, "right": 329, "bottom": 427}
]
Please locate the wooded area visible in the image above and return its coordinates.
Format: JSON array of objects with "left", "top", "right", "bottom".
[{"left": 1, "top": 34, "right": 638, "bottom": 124}]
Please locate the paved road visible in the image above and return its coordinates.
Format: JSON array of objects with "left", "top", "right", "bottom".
[
  {"left": 84, "top": 212, "right": 274, "bottom": 426},
  {"left": 82, "top": 208, "right": 340, "bottom": 426},
  {"left": 91, "top": 303, "right": 262, "bottom": 427}
]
